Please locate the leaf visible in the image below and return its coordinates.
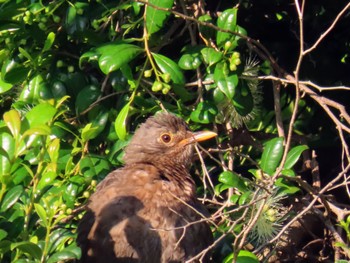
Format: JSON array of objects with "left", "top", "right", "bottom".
[
  {"left": 80, "top": 43, "right": 143, "bottom": 75},
  {"left": 47, "top": 250, "right": 78, "bottom": 263},
  {"left": 43, "top": 32, "right": 56, "bottom": 52},
  {"left": 80, "top": 154, "right": 111, "bottom": 180},
  {"left": 214, "top": 61, "right": 238, "bottom": 99},
  {"left": 3, "top": 109, "right": 21, "bottom": 139},
  {"left": 152, "top": 53, "right": 185, "bottom": 85},
  {"left": 114, "top": 102, "right": 130, "bottom": 140},
  {"left": 284, "top": 145, "right": 308, "bottom": 169},
  {"left": 146, "top": 0, "right": 174, "bottom": 35},
  {"left": 0, "top": 131, "right": 15, "bottom": 177},
  {"left": 0, "top": 229, "right": 7, "bottom": 241},
  {"left": 152, "top": 53, "right": 194, "bottom": 101},
  {"left": 218, "top": 171, "right": 248, "bottom": 192},
  {"left": 19, "top": 74, "right": 53, "bottom": 103},
  {"left": 98, "top": 44, "right": 143, "bottom": 74},
  {"left": 25, "top": 103, "right": 57, "bottom": 127},
  {"left": 190, "top": 101, "right": 218, "bottom": 124},
  {"left": 275, "top": 178, "right": 301, "bottom": 195},
  {"left": 232, "top": 81, "right": 254, "bottom": 116},
  {"left": 178, "top": 47, "right": 202, "bottom": 70},
  {"left": 75, "top": 85, "right": 101, "bottom": 114},
  {"left": 34, "top": 203, "right": 48, "bottom": 227},
  {"left": 48, "top": 138, "right": 60, "bottom": 163},
  {"left": 1, "top": 59, "right": 29, "bottom": 84},
  {"left": 260, "top": 137, "right": 284, "bottom": 176},
  {"left": 198, "top": 15, "right": 216, "bottom": 40},
  {"left": 37, "top": 171, "right": 57, "bottom": 191},
  {"left": 201, "top": 47, "right": 223, "bottom": 66},
  {"left": 1, "top": 185, "right": 23, "bottom": 212},
  {"left": 0, "top": 73, "right": 13, "bottom": 94},
  {"left": 11, "top": 241, "right": 42, "bottom": 260},
  {"left": 237, "top": 250, "right": 260, "bottom": 263},
  {"left": 216, "top": 8, "right": 238, "bottom": 47}
]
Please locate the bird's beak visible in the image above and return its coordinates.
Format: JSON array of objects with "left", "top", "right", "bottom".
[{"left": 179, "top": 130, "right": 217, "bottom": 146}]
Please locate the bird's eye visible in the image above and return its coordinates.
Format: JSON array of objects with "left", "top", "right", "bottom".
[{"left": 160, "top": 133, "right": 172, "bottom": 144}]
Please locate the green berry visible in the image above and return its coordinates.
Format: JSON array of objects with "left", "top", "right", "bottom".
[{"left": 151, "top": 81, "right": 163, "bottom": 92}]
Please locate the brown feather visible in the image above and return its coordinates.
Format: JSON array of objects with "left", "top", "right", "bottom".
[{"left": 77, "top": 113, "right": 213, "bottom": 263}]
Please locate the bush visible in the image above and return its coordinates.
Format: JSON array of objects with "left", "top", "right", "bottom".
[{"left": 0, "top": 0, "right": 349, "bottom": 262}]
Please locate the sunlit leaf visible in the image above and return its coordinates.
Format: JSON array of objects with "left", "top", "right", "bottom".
[
  {"left": 260, "top": 137, "right": 284, "bottom": 176},
  {"left": 146, "top": 0, "right": 174, "bottom": 35},
  {"left": 114, "top": 102, "right": 130, "bottom": 140},
  {"left": 284, "top": 145, "right": 308, "bottom": 169},
  {"left": 0, "top": 185, "right": 23, "bottom": 212},
  {"left": 3, "top": 109, "right": 21, "bottom": 139},
  {"left": 216, "top": 8, "right": 237, "bottom": 47}
]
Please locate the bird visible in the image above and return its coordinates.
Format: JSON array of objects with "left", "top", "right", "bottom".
[{"left": 77, "top": 112, "right": 217, "bottom": 263}]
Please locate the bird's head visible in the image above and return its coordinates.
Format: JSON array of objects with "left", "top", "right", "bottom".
[{"left": 123, "top": 113, "right": 217, "bottom": 170}]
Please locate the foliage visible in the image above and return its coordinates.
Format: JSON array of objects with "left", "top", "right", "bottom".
[{"left": 0, "top": 0, "right": 350, "bottom": 262}]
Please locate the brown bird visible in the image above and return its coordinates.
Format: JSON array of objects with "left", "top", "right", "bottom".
[{"left": 77, "top": 112, "right": 216, "bottom": 263}]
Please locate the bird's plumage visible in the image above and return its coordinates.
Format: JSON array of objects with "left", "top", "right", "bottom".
[{"left": 77, "top": 113, "right": 214, "bottom": 263}]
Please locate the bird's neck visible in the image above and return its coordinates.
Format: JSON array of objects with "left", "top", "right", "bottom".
[{"left": 161, "top": 164, "right": 196, "bottom": 195}]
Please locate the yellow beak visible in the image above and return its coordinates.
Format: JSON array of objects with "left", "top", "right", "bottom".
[{"left": 179, "top": 130, "right": 217, "bottom": 146}]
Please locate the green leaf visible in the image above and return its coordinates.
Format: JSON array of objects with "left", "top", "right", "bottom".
[
  {"left": 34, "top": 203, "right": 48, "bottom": 227},
  {"left": 80, "top": 154, "right": 111, "bottom": 180},
  {"left": 43, "top": 32, "right": 56, "bottom": 52},
  {"left": 80, "top": 43, "right": 143, "bottom": 75},
  {"left": 1, "top": 185, "right": 23, "bottom": 212},
  {"left": 11, "top": 241, "right": 42, "bottom": 260},
  {"left": 281, "top": 168, "right": 295, "bottom": 177},
  {"left": 284, "top": 145, "right": 308, "bottom": 169},
  {"left": 48, "top": 138, "right": 60, "bottom": 163},
  {"left": 0, "top": 73, "right": 13, "bottom": 93},
  {"left": 25, "top": 103, "right": 57, "bottom": 127},
  {"left": 237, "top": 250, "right": 260, "bottom": 263},
  {"left": 47, "top": 250, "right": 78, "bottom": 263},
  {"left": 19, "top": 74, "right": 53, "bottom": 103},
  {"left": 275, "top": 178, "right": 301, "bottom": 195},
  {"left": 152, "top": 53, "right": 185, "bottom": 86},
  {"left": 0, "top": 131, "right": 15, "bottom": 177},
  {"left": 115, "top": 102, "right": 130, "bottom": 140},
  {"left": 37, "top": 171, "right": 57, "bottom": 191},
  {"left": 0, "top": 229, "right": 7, "bottom": 241},
  {"left": 3, "top": 109, "right": 21, "bottom": 139},
  {"left": 178, "top": 47, "right": 202, "bottom": 70},
  {"left": 232, "top": 81, "right": 254, "bottom": 116},
  {"left": 75, "top": 85, "right": 101, "bottom": 114},
  {"left": 1, "top": 59, "right": 29, "bottom": 84},
  {"left": 190, "top": 101, "right": 218, "bottom": 124},
  {"left": 260, "top": 137, "right": 284, "bottom": 175},
  {"left": 146, "top": 0, "right": 174, "bottom": 35},
  {"left": 201, "top": 47, "right": 223, "bottom": 67},
  {"left": 216, "top": 8, "right": 238, "bottom": 47},
  {"left": 198, "top": 15, "right": 216, "bottom": 39},
  {"left": 214, "top": 61, "right": 238, "bottom": 99},
  {"left": 81, "top": 123, "right": 99, "bottom": 142},
  {"left": 153, "top": 53, "right": 194, "bottom": 101},
  {"left": 218, "top": 171, "right": 248, "bottom": 192}
]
